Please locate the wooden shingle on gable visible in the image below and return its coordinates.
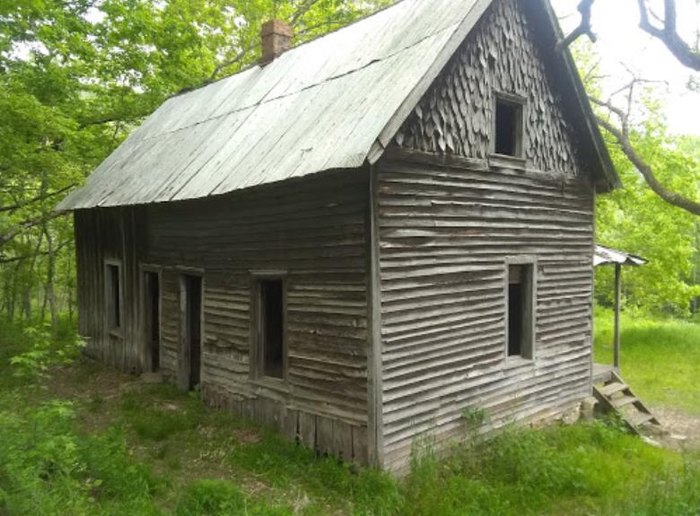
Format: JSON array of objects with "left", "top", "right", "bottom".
[{"left": 393, "top": 0, "right": 589, "bottom": 177}]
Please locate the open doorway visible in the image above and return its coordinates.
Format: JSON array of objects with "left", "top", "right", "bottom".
[
  {"left": 180, "top": 274, "right": 202, "bottom": 391},
  {"left": 143, "top": 270, "right": 160, "bottom": 372}
]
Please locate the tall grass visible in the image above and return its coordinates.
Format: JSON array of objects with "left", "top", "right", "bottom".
[
  {"left": 1, "top": 316, "right": 698, "bottom": 514},
  {"left": 593, "top": 307, "right": 700, "bottom": 413},
  {"left": 404, "top": 422, "right": 700, "bottom": 515}
]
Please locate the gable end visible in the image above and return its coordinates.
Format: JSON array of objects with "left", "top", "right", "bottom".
[{"left": 392, "top": 0, "right": 601, "bottom": 180}]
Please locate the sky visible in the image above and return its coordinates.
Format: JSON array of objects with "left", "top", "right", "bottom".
[
  {"left": 553, "top": 0, "right": 699, "bottom": 136},
  {"left": 8, "top": 0, "right": 698, "bottom": 136}
]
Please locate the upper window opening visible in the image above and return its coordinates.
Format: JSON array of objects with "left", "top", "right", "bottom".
[
  {"left": 507, "top": 263, "right": 534, "bottom": 359},
  {"left": 495, "top": 97, "right": 524, "bottom": 157},
  {"left": 257, "top": 278, "right": 285, "bottom": 379},
  {"left": 106, "top": 262, "right": 122, "bottom": 331}
]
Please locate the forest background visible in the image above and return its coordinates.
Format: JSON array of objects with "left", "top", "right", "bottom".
[{"left": 0, "top": 0, "right": 698, "bottom": 328}]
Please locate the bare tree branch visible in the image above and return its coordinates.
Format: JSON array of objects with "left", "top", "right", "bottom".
[
  {"left": 0, "top": 240, "right": 71, "bottom": 264},
  {"left": 78, "top": 113, "right": 148, "bottom": 128},
  {"left": 637, "top": 0, "right": 700, "bottom": 71},
  {"left": 209, "top": 40, "right": 256, "bottom": 81},
  {"left": 0, "top": 184, "right": 76, "bottom": 214},
  {"left": 556, "top": 0, "right": 597, "bottom": 52},
  {"left": 295, "top": 19, "right": 346, "bottom": 38},
  {"left": 291, "top": 0, "right": 322, "bottom": 27},
  {"left": 0, "top": 212, "right": 63, "bottom": 249},
  {"left": 594, "top": 113, "right": 700, "bottom": 216}
]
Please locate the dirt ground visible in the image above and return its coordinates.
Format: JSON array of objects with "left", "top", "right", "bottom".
[{"left": 650, "top": 405, "right": 700, "bottom": 451}]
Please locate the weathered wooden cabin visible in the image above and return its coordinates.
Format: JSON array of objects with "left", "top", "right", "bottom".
[{"left": 57, "top": 0, "right": 619, "bottom": 472}]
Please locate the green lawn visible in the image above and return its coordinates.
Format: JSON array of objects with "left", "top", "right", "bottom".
[
  {"left": 593, "top": 308, "right": 700, "bottom": 414},
  {"left": 0, "top": 317, "right": 698, "bottom": 515}
]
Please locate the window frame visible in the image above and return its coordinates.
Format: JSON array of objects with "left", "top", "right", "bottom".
[
  {"left": 491, "top": 91, "right": 527, "bottom": 161},
  {"left": 250, "top": 270, "right": 288, "bottom": 383},
  {"left": 104, "top": 258, "right": 124, "bottom": 337},
  {"left": 504, "top": 255, "right": 537, "bottom": 363}
]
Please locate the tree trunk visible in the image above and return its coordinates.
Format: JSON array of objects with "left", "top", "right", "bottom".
[{"left": 43, "top": 224, "right": 58, "bottom": 329}]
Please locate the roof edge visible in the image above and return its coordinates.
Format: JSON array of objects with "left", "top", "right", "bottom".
[
  {"left": 368, "top": 0, "right": 494, "bottom": 164},
  {"left": 536, "top": 0, "right": 620, "bottom": 190},
  {"left": 368, "top": 0, "right": 621, "bottom": 192}
]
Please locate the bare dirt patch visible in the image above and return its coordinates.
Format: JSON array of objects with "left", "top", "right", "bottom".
[{"left": 651, "top": 405, "right": 700, "bottom": 451}]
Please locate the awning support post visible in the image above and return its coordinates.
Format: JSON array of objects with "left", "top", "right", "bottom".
[{"left": 613, "top": 263, "right": 621, "bottom": 371}]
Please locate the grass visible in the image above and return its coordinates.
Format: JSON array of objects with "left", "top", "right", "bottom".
[
  {"left": 593, "top": 307, "right": 700, "bottom": 413},
  {"left": 0, "top": 316, "right": 699, "bottom": 514}
]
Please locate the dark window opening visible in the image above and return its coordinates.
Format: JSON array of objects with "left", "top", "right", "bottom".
[
  {"left": 258, "top": 279, "right": 284, "bottom": 379},
  {"left": 495, "top": 98, "right": 523, "bottom": 157},
  {"left": 144, "top": 271, "right": 160, "bottom": 372},
  {"left": 507, "top": 264, "right": 533, "bottom": 359},
  {"left": 106, "top": 263, "right": 121, "bottom": 330},
  {"left": 184, "top": 275, "right": 202, "bottom": 389}
]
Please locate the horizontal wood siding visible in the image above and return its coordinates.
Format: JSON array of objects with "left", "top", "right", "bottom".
[
  {"left": 377, "top": 155, "right": 594, "bottom": 471},
  {"left": 146, "top": 170, "right": 370, "bottom": 463}
]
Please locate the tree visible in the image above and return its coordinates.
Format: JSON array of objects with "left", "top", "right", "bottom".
[
  {"left": 0, "top": 0, "right": 391, "bottom": 323},
  {"left": 560, "top": 0, "right": 700, "bottom": 216}
]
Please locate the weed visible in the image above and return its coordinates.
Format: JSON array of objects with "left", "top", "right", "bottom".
[
  {"left": 9, "top": 322, "right": 84, "bottom": 380},
  {"left": 174, "top": 479, "right": 290, "bottom": 515},
  {"left": 462, "top": 406, "right": 488, "bottom": 432}
]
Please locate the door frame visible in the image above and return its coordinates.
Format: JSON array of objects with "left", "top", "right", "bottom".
[
  {"left": 140, "top": 264, "right": 162, "bottom": 373},
  {"left": 178, "top": 269, "right": 205, "bottom": 392}
]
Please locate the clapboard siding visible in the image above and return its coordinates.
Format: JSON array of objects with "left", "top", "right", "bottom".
[
  {"left": 146, "top": 169, "right": 370, "bottom": 462},
  {"left": 376, "top": 155, "right": 594, "bottom": 471},
  {"left": 74, "top": 169, "right": 371, "bottom": 464}
]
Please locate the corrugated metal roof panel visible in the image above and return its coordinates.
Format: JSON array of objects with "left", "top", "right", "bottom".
[
  {"left": 594, "top": 245, "right": 648, "bottom": 267},
  {"left": 58, "top": 0, "right": 486, "bottom": 211}
]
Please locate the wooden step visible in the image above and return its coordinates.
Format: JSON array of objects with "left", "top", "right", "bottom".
[
  {"left": 627, "top": 412, "right": 655, "bottom": 428},
  {"left": 611, "top": 395, "right": 638, "bottom": 409},
  {"left": 600, "top": 381, "right": 629, "bottom": 396}
]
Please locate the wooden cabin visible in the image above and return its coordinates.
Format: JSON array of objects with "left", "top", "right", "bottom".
[{"left": 57, "top": 0, "right": 619, "bottom": 472}]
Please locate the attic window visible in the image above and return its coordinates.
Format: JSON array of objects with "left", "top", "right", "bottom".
[{"left": 494, "top": 95, "right": 524, "bottom": 158}]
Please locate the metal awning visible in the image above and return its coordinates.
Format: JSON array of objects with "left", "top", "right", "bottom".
[
  {"left": 593, "top": 244, "right": 647, "bottom": 372},
  {"left": 594, "top": 244, "right": 647, "bottom": 267}
]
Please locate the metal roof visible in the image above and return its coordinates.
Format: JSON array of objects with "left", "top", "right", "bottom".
[
  {"left": 58, "top": 0, "right": 492, "bottom": 210},
  {"left": 594, "top": 245, "right": 648, "bottom": 267},
  {"left": 57, "top": 0, "right": 617, "bottom": 211}
]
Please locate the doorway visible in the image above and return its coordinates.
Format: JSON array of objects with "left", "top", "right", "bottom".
[
  {"left": 180, "top": 274, "right": 202, "bottom": 391},
  {"left": 143, "top": 271, "right": 160, "bottom": 372}
]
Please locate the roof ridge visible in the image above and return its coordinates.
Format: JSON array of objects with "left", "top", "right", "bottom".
[
  {"left": 173, "top": 0, "right": 409, "bottom": 99},
  {"left": 143, "top": 22, "right": 459, "bottom": 143}
]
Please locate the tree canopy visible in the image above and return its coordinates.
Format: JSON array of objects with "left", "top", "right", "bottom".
[{"left": 0, "top": 0, "right": 697, "bottom": 321}]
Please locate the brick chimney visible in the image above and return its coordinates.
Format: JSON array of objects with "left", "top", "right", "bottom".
[{"left": 260, "top": 20, "right": 292, "bottom": 65}]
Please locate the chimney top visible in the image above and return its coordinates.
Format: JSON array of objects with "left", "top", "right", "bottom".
[{"left": 260, "top": 19, "right": 293, "bottom": 65}]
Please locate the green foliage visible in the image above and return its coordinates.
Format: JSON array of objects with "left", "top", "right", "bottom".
[
  {"left": 461, "top": 406, "right": 488, "bottom": 432},
  {"left": 175, "top": 479, "right": 290, "bottom": 516},
  {"left": 9, "top": 320, "right": 83, "bottom": 379},
  {"left": 0, "top": 319, "right": 699, "bottom": 515},
  {"left": 403, "top": 423, "right": 700, "bottom": 516},
  {"left": 0, "top": 397, "right": 162, "bottom": 515},
  {"left": 0, "top": 0, "right": 392, "bottom": 325},
  {"left": 593, "top": 94, "right": 700, "bottom": 316},
  {"left": 175, "top": 480, "right": 248, "bottom": 515},
  {"left": 227, "top": 428, "right": 402, "bottom": 514},
  {"left": 594, "top": 307, "right": 700, "bottom": 413},
  {"left": 120, "top": 386, "right": 203, "bottom": 441}
]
